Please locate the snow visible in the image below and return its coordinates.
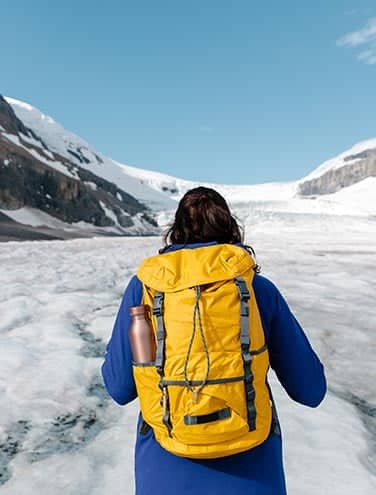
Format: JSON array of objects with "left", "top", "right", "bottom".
[
  {"left": 5, "top": 96, "right": 376, "bottom": 217},
  {"left": 112, "top": 161, "right": 376, "bottom": 216},
  {"left": 0, "top": 206, "right": 159, "bottom": 237},
  {"left": 5, "top": 98, "right": 35, "bottom": 113},
  {"left": 99, "top": 201, "right": 118, "bottom": 226},
  {"left": 1, "top": 132, "right": 78, "bottom": 180},
  {"left": 0, "top": 207, "right": 98, "bottom": 231},
  {"left": 324, "top": 177, "right": 376, "bottom": 212},
  {"left": 1, "top": 97, "right": 375, "bottom": 494},
  {"left": 0, "top": 207, "right": 70, "bottom": 228},
  {"left": 0, "top": 214, "right": 375, "bottom": 494},
  {"left": 85, "top": 181, "right": 98, "bottom": 191},
  {"left": 6, "top": 97, "right": 176, "bottom": 211},
  {"left": 109, "top": 159, "right": 376, "bottom": 216},
  {"left": 2, "top": 97, "right": 312, "bottom": 212},
  {"left": 301, "top": 137, "right": 376, "bottom": 181},
  {"left": 117, "top": 161, "right": 376, "bottom": 216},
  {"left": 118, "top": 161, "right": 298, "bottom": 202},
  {"left": 17, "top": 131, "right": 51, "bottom": 156},
  {"left": 5, "top": 97, "right": 78, "bottom": 159}
]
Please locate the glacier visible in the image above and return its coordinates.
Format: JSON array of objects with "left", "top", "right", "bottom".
[{"left": 0, "top": 211, "right": 375, "bottom": 494}]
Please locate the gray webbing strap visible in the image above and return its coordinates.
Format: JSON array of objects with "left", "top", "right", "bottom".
[
  {"left": 152, "top": 291, "right": 172, "bottom": 436},
  {"left": 153, "top": 292, "right": 166, "bottom": 376},
  {"left": 235, "top": 277, "right": 257, "bottom": 431}
]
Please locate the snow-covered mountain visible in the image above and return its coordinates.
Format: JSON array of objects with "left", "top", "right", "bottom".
[
  {"left": 298, "top": 138, "right": 376, "bottom": 196},
  {"left": 2, "top": 97, "right": 176, "bottom": 211},
  {"left": 0, "top": 94, "right": 375, "bottom": 241},
  {"left": 0, "top": 96, "right": 166, "bottom": 240},
  {"left": 117, "top": 148, "right": 376, "bottom": 218}
]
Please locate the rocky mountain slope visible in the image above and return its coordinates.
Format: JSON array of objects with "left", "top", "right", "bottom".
[
  {"left": 4, "top": 97, "right": 176, "bottom": 211},
  {"left": 1, "top": 94, "right": 375, "bottom": 241},
  {"left": 0, "top": 95, "right": 159, "bottom": 240},
  {"left": 297, "top": 138, "right": 376, "bottom": 196}
]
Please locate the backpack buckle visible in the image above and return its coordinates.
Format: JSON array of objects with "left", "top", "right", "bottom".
[
  {"left": 240, "top": 306, "right": 249, "bottom": 317},
  {"left": 235, "top": 278, "right": 250, "bottom": 301},
  {"left": 239, "top": 291, "right": 250, "bottom": 302},
  {"left": 153, "top": 306, "right": 162, "bottom": 317},
  {"left": 153, "top": 293, "right": 164, "bottom": 316},
  {"left": 241, "top": 344, "right": 252, "bottom": 364}
]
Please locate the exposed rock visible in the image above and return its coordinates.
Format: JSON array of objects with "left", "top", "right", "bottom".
[
  {"left": 0, "top": 96, "right": 47, "bottom": 150},
  {"left": 298, "top": 149, "right": 376, "bottom": 196},
  {"left": 0, "top": 94, "right": 159, "bottom": 238},
  {"left": 0, "top": 96, "right": 32, "bottom": 136}
]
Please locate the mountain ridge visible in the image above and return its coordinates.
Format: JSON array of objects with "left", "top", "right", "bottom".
[
  {"left": 1, "top": 94, "right": 375, "bottom": 241},
  {"left": 0, "top": 96, "right": 160, "bottom": 240}
]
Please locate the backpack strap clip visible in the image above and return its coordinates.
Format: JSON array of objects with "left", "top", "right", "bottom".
[
  {"left": 152, "top": 292, "right": 164, "bottom": 317},
  {"left": 235, "top": 278, "right": 251, "bottom": 301}
]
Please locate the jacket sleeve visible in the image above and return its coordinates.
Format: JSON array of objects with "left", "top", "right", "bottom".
[
  {"left": 254, "top": 275, "right": 327, "bottom": 408},
  {"left": 101, "top": 275, "right": 143, "bottom": 405}
]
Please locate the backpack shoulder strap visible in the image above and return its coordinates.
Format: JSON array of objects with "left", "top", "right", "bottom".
[
  {"left": 152, "top": 291, "right": 165, "bottom": 376},
  {"left": 235, "top": 276, "right": 256, "bottom": 431},
  {"left": 152, "top": 290, "right": 172, "bottom": 437}
]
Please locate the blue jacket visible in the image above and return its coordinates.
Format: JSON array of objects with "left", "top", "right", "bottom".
[{"left": 101, "top": 243, "right": 326, "bottom": 495}]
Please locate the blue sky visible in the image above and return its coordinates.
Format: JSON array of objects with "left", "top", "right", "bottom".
[{"left": 1, "top": 1, "right": 376, "bottom": 184}]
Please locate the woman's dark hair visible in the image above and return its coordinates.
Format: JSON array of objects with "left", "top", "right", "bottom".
[
  {"left": 162, "top": 186, "right": 243, "bottom": 248},
  {"left": 161, "top": 186, "right": 260, "bottom": 271}
]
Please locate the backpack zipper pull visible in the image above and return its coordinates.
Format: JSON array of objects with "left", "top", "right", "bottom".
[{"left": 192, "top": 389, "right": 199, "bottom": 404}]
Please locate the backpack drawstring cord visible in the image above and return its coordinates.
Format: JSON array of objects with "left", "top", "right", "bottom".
[{"left": 183, "top": 286, "right": 211, "bottom": 403}]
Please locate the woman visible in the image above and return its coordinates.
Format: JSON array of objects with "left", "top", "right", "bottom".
[{"left": 101, "top": 186, "right": 326, "bottom": 495}]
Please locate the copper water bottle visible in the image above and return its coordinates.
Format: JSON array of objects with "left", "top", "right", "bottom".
[{"left": 129, "top": 305, "right": 156, "bottom": 363}]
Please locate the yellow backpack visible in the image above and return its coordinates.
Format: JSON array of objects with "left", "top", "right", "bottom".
[{"left": 134, "top": 243, "right": 279, "bottom": 459}]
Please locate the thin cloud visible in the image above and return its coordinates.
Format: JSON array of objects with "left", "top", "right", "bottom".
[
  {"left": 337, "top": 17, "right": 376, "bottom": 65},
  {"left": 358, "top": 49, "right": 376, "bottom": 65},
  {"left": 337, "top": 17, "right": 376, "bottom": 46}
]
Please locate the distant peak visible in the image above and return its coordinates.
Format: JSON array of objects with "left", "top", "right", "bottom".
[{"left": 5, "top": 96, "right": 35, "bottom": 112}]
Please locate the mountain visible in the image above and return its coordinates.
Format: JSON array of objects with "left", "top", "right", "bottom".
[
  {"left": 0, "top": 95, "right": 165, "bottom": 240},
  {"left": 297, "top": 138, "right": 376, "bottom": 196},
  {"left": 1, "top": 94, "right": 375, "bottom": 242},
  {"left": 3, "top": 97, "right": 177, "bottom": 209},
  {"left": 94, "top": 134, "right": 376, "bottom": 217},
  {"left": 116, "top": 150, "right": 376, "bottom": 218}
]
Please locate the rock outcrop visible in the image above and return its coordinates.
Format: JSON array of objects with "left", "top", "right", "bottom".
[{"left": 298, "top": 148, "right": 376, "bottom": 196}]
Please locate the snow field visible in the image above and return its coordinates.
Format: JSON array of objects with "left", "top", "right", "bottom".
[{"left": 0, "top": 215, "right": 375, "bottom": 494}]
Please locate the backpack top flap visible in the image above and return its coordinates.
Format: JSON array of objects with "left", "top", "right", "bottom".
[{"left": 137, "top": 244, "right": 255, "bottom": 292}]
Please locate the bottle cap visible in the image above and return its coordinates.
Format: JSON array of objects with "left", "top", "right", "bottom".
[{"left": 129, "top": 305, "right": 149, "bottom": 316}]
